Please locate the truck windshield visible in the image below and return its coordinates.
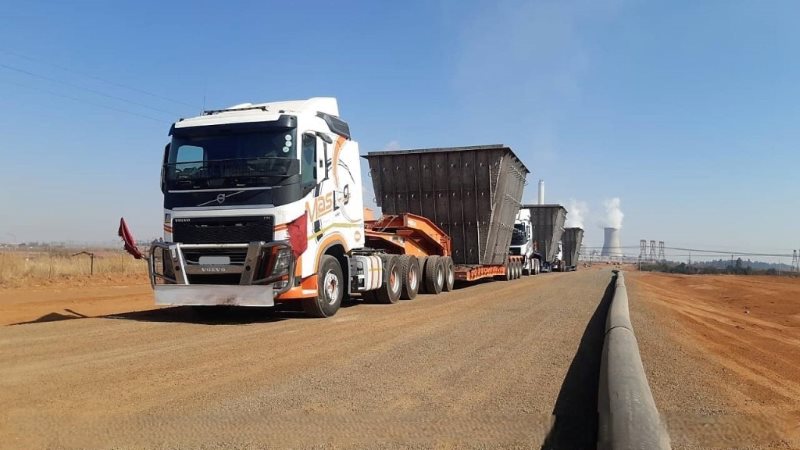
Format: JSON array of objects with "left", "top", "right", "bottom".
[
  {"left": 510, "top": 224, "right": 527, "bottom": 245},
  {"left": 165, "top": 128, "right": 297, "bottom": 190}
]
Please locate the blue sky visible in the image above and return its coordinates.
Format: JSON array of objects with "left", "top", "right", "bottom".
[{"left": 0, "top": 1, "right": 798, "bottom": 261}]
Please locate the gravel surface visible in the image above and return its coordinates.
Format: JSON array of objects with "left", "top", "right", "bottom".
[
  {"left": 627, "top": 272, "right": 800, "bottom": 449},
  {"left": 0, "top": 269, "right": 616, "bottom": 449}
]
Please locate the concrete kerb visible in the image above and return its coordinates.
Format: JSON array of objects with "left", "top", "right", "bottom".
[{"left": 597, "top": 270, "right": 671, "bottom": 450}]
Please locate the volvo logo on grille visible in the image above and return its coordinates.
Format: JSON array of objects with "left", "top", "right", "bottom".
[
  {"left": 216, "top": 193, "right": 226, "bottom": 204},
  {"left": 200, "top": 266, "right": 228, "bottom": 273}
]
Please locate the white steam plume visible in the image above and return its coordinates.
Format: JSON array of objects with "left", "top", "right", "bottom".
[
  {"left": 565, "top": 199, "right": 588, "bottom": 229},
  {"left": 603, "top": 197, "right": 624, "bottom": 229}
]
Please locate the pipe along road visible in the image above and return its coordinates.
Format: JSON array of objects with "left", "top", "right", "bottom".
[{"left": 1, "top": 268, "right": 654, "bottom": 448}]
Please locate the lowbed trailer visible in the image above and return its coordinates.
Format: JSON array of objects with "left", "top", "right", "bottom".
[{"left": 120, "top": 98, "right": 531, "bottom": 318}]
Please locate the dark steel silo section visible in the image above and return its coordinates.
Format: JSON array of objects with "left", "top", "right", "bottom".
[
  {"left": 522, "top": 204, "right": 567, "bottom": 263},
  {"left": 364, "top": 145, "right": 529, "bottom": 265},
  {"left": 562, "top": 227, "right": 584, "bottom": 268}
]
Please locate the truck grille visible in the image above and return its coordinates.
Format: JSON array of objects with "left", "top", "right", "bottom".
[{"left": 173, "top": 216, "right": 274, "bottom": 244}]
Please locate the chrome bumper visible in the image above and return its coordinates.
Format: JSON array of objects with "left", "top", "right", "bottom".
[
  {"left": 154, "top": 285, "right": 275, "bottom": 307},
  {"left": 148, "top": 241, "right": 295, "bottom": 307}
]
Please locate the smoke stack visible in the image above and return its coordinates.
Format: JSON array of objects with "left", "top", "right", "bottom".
[
  {"left": 538, "top": 180, "right": 545, "bottom": 205},
  {"left": 601, "top": 227, "right": 623, "bottom": 258}
]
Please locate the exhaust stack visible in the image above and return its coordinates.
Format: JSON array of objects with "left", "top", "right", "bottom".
[{"left": 538, "top": 180, "right": 545, "bottom": 205}]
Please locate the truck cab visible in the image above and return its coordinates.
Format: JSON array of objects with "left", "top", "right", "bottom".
[
  {"left": 150, "top": 98, "right": 365, "bottom": 317},
  {"left": 509, "top": 209, "right": 538, "bottom": 275}
]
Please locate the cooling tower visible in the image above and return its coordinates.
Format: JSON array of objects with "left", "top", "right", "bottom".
[{"left": 601, "top": 227, "right": 623, "bottom": 258}]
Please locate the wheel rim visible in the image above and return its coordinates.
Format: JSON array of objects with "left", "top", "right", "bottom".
[
  {"left": 323, "top": 270, "right": 339, "bottom": 305},
  {"left": 390, "top": 267, "right": 401, "bottom": 293},
  {"left": 436, "top": 266, "right": 444, "bottom": 287},
  {"left": 408, "top": 267, "right": 418, "bottom": 290},
  {"left": 447, "top": 265, "right": 454, "bottom": 286}
]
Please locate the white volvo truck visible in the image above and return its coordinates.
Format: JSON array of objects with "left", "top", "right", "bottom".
[
  {"left": 148, "top": 98, "right": 387, "bottom": 317},
  {"left": 138, "top": 98, "right": 465, "bottom": 318},
  {"left": 509, "top": 209, "right": 540, "bottom": 275}
]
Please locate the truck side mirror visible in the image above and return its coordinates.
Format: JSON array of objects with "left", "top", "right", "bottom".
[
  {"left": 160, "top": 143, "right": 170, "bottom": 193},
  {"left": 316, "top": 132, "right": 333, "bottom": 144}
]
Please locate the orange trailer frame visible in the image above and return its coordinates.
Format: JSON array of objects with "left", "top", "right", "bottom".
[
  {"left": 365, "top": 214, "right": 524, "bottom": 284},
  {"left": 364, "top": 214, "right": 451, "bottom": 258},
  {"left": 454, "top": 255, "right": 524, "bottom": 282}
]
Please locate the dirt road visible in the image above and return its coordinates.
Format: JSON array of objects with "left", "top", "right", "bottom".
[
  {"left": 0, "top": 269, "right": 614, "bottom": 449},
  {"left": 627, "top": 272, "right": 800, "bottom": 449}
]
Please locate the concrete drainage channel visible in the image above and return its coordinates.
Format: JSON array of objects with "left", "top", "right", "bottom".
[{"left": 598, "top": 270, "right": 671, "bottom": 450}]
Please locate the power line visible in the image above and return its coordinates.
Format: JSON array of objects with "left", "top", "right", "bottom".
[
  {"left": 0, "top": 48, "right": 199, "bottom": 110},
  {"left": 667, "top": 247, "right": 792, "bottom": 258},
  {"left": 0, "top": 78, "right": 164, "bottom": 123},
  {"left": 582, "top": 245, "right": 793, "bottom": 258},
  {"left": 0, "top": 61, "right": 180, "bottom": 117}
]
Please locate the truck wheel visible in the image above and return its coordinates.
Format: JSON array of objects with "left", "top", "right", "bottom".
[
  {"left": 416, "top": 257, "right": 428, "bottom": 294},
  {"left": 375, "top": 255, "right": 402, "bottom": 304},
  {"left": 424, "top": 255, "right": 445, "bottom": 295},
  {"left": 400, "top": 255, "right": 420, "bottom": 300},
  {"left": 523, "top": 259, "right": 531, "bottom": 276},
  {"left": 443, "top": 256, "right": 455, "bottom": 292},
  {"left": 504, "top": 262, "right": 513, "bottom": 281},
  {"left": 302, "top": 255, "right": 343, "bottom": 318},
  {"left": 514, "top": 261, "right": 521, "bottom": 279}
]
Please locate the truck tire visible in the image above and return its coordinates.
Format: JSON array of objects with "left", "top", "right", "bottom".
[
  {"left": 302, "top": 255, "right": 343, "bottom": 318},
  {"left": 375, "top": 255, "right": 402, "bottom": 304},
  {"left": 523, "top": 258, "right": 531, "bottom": 276},
  {"left": 514, "top": 261, "right": 521, "bottom": 279},
  {"left": 400, "top": 255, "right": 420, "bottom": 300},
  {"left": 504, "top": 262, "right": 513, "bottom": 281},
  {"left": 416, "top": 257, "right": 428, "bottom": 294},
  {"left": 423, "top": 255, "right": 445, "bottom": 295},
  {"left": 443, "top": 256, "right": 455, "bottom": 292}
]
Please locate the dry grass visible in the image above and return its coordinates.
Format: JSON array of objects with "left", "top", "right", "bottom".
[{"left": 0, "top": 250, "right": 147, "bottom": 287}]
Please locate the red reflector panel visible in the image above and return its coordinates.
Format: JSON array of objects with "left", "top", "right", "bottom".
[{"left": 287, "top": 212, "right": 308, "bottom": 259}]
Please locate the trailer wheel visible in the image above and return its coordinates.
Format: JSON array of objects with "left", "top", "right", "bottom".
[
  {"left": 514, "top": 261, "right": 521, "bottom": 279},
  {"left": 424, "top": 256, "right": 445, "bottom": 294},
  {"left": 503, "top": 262, "right": 513, "bottom": 281},
  {"left": 302, "top": 255, "right": 343, "bottom": 318},
  {"left": 400, "top": 255, "right": 420, "bottom": 300},
  {"left": 443, "top": 256, "right": 455, "bottom": 292},
  {"left": 375, "top": 255, "right": 402, "bottom": 304},
  {"left": 416, "top": 257, "right": 428, "bottom": 294}
]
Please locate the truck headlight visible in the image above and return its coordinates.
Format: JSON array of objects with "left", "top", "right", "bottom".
[{"left": 272, "top": 247, "right": 292, "bottom": 275}]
